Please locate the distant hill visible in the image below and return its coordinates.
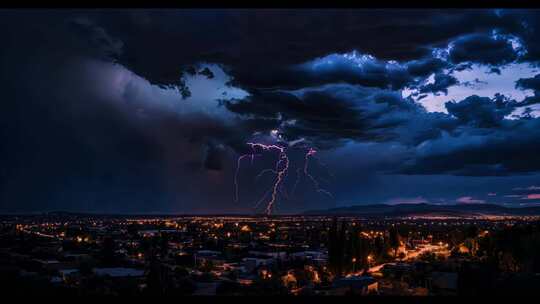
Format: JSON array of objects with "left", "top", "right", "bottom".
[{"left": 303, "top": 203, "right": 540, "bottom": 217}]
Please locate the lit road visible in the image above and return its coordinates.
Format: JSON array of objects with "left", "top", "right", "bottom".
[
  {"left": 402, "top": 244, "right": 449, "bottom": 261},
  {"left": 348, "top": 243, "right": 450, "bottom": 277}
]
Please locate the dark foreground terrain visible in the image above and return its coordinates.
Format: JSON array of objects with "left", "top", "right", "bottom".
[{"left": 1, "top": 210, "right": 540, "bottom": 296}]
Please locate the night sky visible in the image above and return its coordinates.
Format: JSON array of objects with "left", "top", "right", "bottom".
[{"left": 3, "top": 9, "right": 540, "bottom": 214}]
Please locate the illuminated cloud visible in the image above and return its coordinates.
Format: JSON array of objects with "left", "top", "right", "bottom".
[
  {"left": 522, "top": 194, "right": 540, "bottom": 200},
  {"left": 385, "top": 197, "right": 429, "bottom": 205},
  {"left": 456, "top": 196, "right": 486, "bottom": 204}
]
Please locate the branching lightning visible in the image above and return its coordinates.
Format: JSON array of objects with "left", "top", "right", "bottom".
[
  {"left": 234, "top": 139, "right": 333, "bottom": 215},
  {"left": 303, "top": 148, "right": 334, "bottom": 199},
  {"left": 234, "top": 154, "right": 249, "bottom": 203}
]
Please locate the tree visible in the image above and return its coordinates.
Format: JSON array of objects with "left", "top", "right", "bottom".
[
  {"left": 160, "top": 232, "right": 169, "bottom": 258},
  {"left": 327, "top": 217, "right": 340, "bottom": 276},
  {"left": 336, "top": 220, "right": 348, "bottom": 276},
  {"left": 388, "top": 226, "right": 400, "bottom": 258},
  {"left": 464, "top": 225, "right": 479, "bottom": 239},
  {"left": 127, "top": 223, "right": 139, "bottom": 239},
  {"left": 145, "top": 260, "right": 172, "bottom": 295},
  {"left": 326, "top": 218, "right": 349, "bottom": 277},
  {"left": 100, "top": 236, "right": 116, "bottom": 266},
  {"left": 374, "top": 235, "right": 385, "bottom": 260},
  {"left": 350, "top": 225, "right": 369, "bottom": 273}
]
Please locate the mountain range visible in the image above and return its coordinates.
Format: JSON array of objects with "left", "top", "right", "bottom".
[{"left": 303, "top": 203, "right": 540, "bottom": 218}]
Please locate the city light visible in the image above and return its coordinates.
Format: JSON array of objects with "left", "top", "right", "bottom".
[{"left": 5, "top": 213, "right": 539, "bottom": 296}]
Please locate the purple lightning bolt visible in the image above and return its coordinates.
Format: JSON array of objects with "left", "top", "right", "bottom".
[
  {"left": 303, "top": 148, "right": 334, "bottom": 198},
  {"left": 235, "top": 141, "right": 332, "bottom": 215}
]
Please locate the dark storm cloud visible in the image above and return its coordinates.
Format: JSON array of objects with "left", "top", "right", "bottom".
[
  {"left": 198, "top": 67, "right": 215, "bottom": 79},
  {"left": 77, "top": 9, "right": 525, "bottom": 89},
  {"left": 293, "top": 53, "right": 413, "bottom": 90},
  {"left": 406, "top": 57, "right": 449, "bottom": 77},
  {"left": 397, "top": 94, "right": 540, "bottom": 176},
  {"left": 223, "top": 89, "right": 381, "bottom": 148},
  {"left": 516, "top": 74, "right": 540, "bottom": 90},
  {"left": 222, "top": 79, "right": 538, "bottom": 178},
  {"left": 461, "top": 78, "right": 488, "bottom": 89},
  {"left": 4, "top": 9, "right": 540, "bottom": 213},
  {"left": 42, "top": 9, "right": 534, "bottom": 96},
  {"left": 0, "top": 62, "right": 170, "bottom": 212},
  {"left": 452, "top": 62, "right": 474, "bottom": 72},
  {"left": 289, "top": 53, "right": 453, "bottom": 91},
  {"left": 417, "top": 73, "right": 459, "bottom": 95},
  {"left": 445, "top": 95, "right": 514, "bottom": 128},
  {"left": 203, "top": 142, "right": 225, "bottom": 171},
  {"left": 398, "top": 119, "right": 540, "bottom": 176},
  {"left": 515, "top": 74, "right": 540, "bottom": 106},
  {"left": 504, "top": 10, "right": 540, "bottom": 64},
  {"left": 489, "top": 67, "right": 502, "bottom": 75},
  {"left": 68, "top": 17, "right": 124, "bottom": 61},
  {"left": 447, "top": 33, "right": 519, "bottom": 65},
  {"left": 214, "top": 53, "right": 449, "bottom": 93},
  {"left": 224, "top": 84, "right": 459, "bottom": 149},
  {"left": 66, "top": 9, "right": 536, "bottom": 94},
  {"left": 0, "top": 11, "right": 257, "bottom": 213}
]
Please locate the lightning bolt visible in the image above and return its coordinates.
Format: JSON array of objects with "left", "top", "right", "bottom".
[
  {"left": 235, "top": 142, "right": 332, "bottom": 215},
  {"left": 234, "top": 154, "right": 249, "bottom": 202},
  {"left": 304, "top": 148, "right": 334, "bottom": 199},
  {"left": 234, "top": 147, "right": 262, "bottom": 202},
  {"left": 244, "top": 143, "right": 289, "bottom": 215}
]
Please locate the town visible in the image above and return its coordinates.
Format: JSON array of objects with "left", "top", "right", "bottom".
[{"left": 1, "top": 213, "right": 539, "bottom": 296}]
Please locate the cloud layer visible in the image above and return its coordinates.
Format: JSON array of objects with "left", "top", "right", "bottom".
[{"left": 3, "top": 9, "right": 540, "bottom": 213}]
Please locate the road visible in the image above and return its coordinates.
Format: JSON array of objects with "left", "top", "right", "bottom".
[
  {"left": 402, "top": 243, "right": 449, "bottom": 261},
  {"left": 347, "top": 243, "right": 449, "bottom": 277}
]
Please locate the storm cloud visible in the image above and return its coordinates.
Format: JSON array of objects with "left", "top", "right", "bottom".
[{"left": 3, "top": 9, "right": 540, "bottom": 213}]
